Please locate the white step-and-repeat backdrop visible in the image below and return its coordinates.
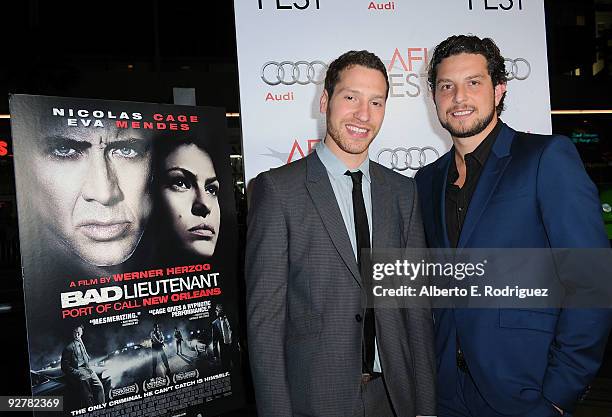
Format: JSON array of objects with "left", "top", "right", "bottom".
[{"left": 234, "top": 0, "right": 551, "bottom": 183}]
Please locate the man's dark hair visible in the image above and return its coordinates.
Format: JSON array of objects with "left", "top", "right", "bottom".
[
  {"left": 428, "top": 35, "right": 508, "bottom": 114},
  {"left": 324, "top": 50, "right": 389, "bottom": 99}
]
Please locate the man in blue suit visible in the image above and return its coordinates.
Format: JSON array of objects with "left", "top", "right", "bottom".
[{"left": 415, "top": 35, "right": 611, "bottom": 417}]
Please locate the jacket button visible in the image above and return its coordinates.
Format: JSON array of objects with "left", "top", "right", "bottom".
[{"left": 355, "top": 314, "right": 362, "bottom": 322}]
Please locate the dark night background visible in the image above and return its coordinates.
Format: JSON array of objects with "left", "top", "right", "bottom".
[{"left": 0, "top": 1, "right": 611, "bottom": 415}]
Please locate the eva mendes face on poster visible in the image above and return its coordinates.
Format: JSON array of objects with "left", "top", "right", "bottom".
[{"left": 160, "top": 143, "right": 221, "bottom": 257}]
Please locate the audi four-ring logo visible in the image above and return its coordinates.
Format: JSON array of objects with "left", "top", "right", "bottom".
[
  {"left": 377, "top": 147, "right": 440, "bottom": 171},
  {"left": 504, "top": 58, "right": 531, "bottom": 81},
  {"left": 261, "top": 61, "right": 328, "bottom": 85}
]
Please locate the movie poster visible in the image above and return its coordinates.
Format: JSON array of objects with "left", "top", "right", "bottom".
[{"left": 10, "top": 95, "right": 244, "bottom": 416}]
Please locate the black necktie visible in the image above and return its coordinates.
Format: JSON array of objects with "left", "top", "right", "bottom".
[{"left": 345, "top": 170, "right": 376, "bottom": 374}]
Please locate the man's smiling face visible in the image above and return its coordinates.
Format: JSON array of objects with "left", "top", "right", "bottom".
[
  {"left": 320, "top": 64, "right": 387, "bottom": 163},
  {"left": 433, "top": 53, "right": 505, "bottom": 140}
]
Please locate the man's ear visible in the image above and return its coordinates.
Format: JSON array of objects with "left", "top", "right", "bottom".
[
  {"left": 320, "top": 90, "right": 329, "bottom": 114},
  {"left": 494, "top": 82, "right": 507, "bottom": 107}
]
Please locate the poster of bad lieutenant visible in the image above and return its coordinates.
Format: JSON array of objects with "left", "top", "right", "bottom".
[{"left": 10, "top": 94, "right": 244, "bottom": 417}]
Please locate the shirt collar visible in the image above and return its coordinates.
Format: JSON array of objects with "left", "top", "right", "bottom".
[
  {"left": 316, "top": 141, "right": 371, "bottom": 183},
  {"left": 470, "top": 119, "right": 501, "bottom": 166},
  {"left": 448, "top": 119, "right": 502, "bottom": 180}
]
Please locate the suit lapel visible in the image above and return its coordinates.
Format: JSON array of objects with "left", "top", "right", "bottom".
[
  {"left": 458, "top": 124, "right": 515, "bottom": 248},
  {"left": 370, "top": 164, "right": 392, "bottom": 249},
  {"left": 305, "top": 153, "right": 362, "bottom": 286},
  {"left": 433, "top": 153, "right": 452, "bottom": 248}
]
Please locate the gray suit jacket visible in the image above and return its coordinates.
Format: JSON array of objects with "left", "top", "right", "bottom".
[{"left": 246, "top": 152, "right": 436, "bottom": 417}]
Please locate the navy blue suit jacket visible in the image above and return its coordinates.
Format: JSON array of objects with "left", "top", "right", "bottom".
[{"left": 415, "top": 122, "right": 611, "bottom": 414}]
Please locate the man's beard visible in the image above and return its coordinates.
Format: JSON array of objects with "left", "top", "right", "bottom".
[
  {"left": 326, "top": 119, "right": 373, "bottom": 156},
  {"left": 440, "top": 106, "right": 495, "bottom": 139}
]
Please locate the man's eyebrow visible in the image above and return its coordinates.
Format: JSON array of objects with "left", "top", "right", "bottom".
[
  {"left": 43, "top": 136, "right": 92, "bottom": 149},
  {"left": 436, "top": 74, "right": 486, "bottom": 84},
  {"left": 335, "top": 88, "right": 385, "bottom": 100},
  {"left": 335, "top": 87, "right": 360, "bottom": 95},
  {"left": 108, "top": 138, "right": 151, "bottom": 150}
]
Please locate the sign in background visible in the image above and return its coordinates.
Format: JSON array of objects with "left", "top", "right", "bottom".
[{"left": 234, "top": 0, "right": 551, "bottom": 183}]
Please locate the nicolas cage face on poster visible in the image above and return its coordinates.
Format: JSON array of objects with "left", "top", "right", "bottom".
[{"left": 27, "top": 118, "right": 153, "bottom": 267}]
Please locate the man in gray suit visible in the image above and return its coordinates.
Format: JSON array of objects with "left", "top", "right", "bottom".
[{"left": 246, "top": 50, "right": 436, "bottom": 417}]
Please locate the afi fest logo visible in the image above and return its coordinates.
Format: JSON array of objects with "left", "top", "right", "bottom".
[
  {"left": 468, "top": 0, "right": 523, "bottom": 10},
  {"left": 387, "top": 48, "right": 429, "bottom": 98},
  {"left": 386, "top": 49, "right": 530, "bottom": 100},
  {"left": 262, "top": 139, "right": 321, "bottom": 164},
  {"left": 257, "top": 0, "right": 320, "bottom": 10}
]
